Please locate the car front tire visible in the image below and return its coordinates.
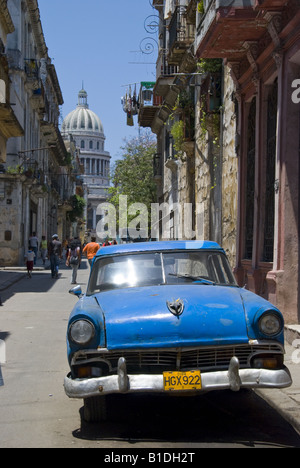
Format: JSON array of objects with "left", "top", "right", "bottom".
[{"left": 83, "top": 396, "right": 107, "bottom": 423}]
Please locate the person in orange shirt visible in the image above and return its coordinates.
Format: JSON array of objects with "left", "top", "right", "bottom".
[{"left": 83, "top": 237, "right": 100, "bottom": 267}]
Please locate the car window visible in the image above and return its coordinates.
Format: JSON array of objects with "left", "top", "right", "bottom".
[
  {"left": 87, "top": 250, "right": 237, "bottom": 294},
  {"left": 88, "top": 253, "right": 163, "bottom": 293},
  {"left": 163, "top": 252, "right": 236, "bottom": 285}
]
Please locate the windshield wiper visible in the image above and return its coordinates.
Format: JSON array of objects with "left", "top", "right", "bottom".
[{"left": 168, "top": 273, "right": 216, "bottom": 285}]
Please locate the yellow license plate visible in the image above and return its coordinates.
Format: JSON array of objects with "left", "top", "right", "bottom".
[{"left": 163, "top": 370, "right": 202, "bottom": 391}]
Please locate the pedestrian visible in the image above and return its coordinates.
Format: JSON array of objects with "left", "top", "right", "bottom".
[
  {"left": 29, "top": 232, "right": 38, "bottom": 265},
  {"left": 24, "top": 247, "right": 35, "bottom": 278},
  {"left": 102, "top": 238, "right": 111, "bottom": 247},
  {"left": 82, "top": 236, "right": 100, "bottom": 267},
  {"left": 66, "top": 239, "right": 81, "bottom": 284},
  {"left": 48, "top": 234, "right": 62, "bottom": 279},
  {"left": 40, "top": 235, "right": 48, "bottom": 266}
]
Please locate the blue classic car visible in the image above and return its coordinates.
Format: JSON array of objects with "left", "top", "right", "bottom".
[{"left": 64, "top": 241, "right": 292, "bottom": 422}]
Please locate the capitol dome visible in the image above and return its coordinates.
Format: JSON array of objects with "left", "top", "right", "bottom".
[{"left": 61, "top": 88, "right": 104, "bottom": 137}]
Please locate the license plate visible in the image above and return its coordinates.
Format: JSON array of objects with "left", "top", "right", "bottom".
[{"left": 163, "top": 370, "right": 202, "bottom": 391}]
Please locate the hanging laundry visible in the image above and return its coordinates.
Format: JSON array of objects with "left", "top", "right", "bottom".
[
  {"left": 126, "top": 86, "right": 134, "bottom": 126},
  {"left": 121, "top": 84, "right": 139, "bottom": 126},
  {"left": 121, "top": 92, "right": 128, "bottom": 114},
  {"left": 127, "top": 113, "right": 134, "bottom": 126},
  {"left": 131, "top": 84, "right": 138, "bottom": 116}
]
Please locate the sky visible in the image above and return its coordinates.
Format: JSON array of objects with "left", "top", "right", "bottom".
[{"left": 38, "top": 0, "right": 157, "bottom": 164}]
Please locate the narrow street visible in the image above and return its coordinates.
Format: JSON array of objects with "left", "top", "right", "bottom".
[{"left": 0, "top": 261, "right": 300, "bottom": 449}]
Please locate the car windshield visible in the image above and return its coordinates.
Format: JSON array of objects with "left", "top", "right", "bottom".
[{"left": 87, "top": 250, "right": 237, "bottom": 294}]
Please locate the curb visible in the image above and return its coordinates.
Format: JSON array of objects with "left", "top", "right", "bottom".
[
  {"left": 255, "top": 387, "right": 300, "bottom": 436},
  {"left": 285, "top": 325, "right": 300, "bottom": 346},
  {"left": 0, "top": 272, "right": 25, "bottom": 292}
]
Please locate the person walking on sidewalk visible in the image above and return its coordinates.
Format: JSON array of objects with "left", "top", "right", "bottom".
[
  {"left": 40, "top": 235, "right": 48, "bottom": 266},
  {"left": 24, "top": 247, "right": 36, "bottom": 278},
  {"left": 66, "top": 239, "right": 81, "bottom": 284},
  {"left": 83, "top": 236, "right": 100, "bottom": 267},
  {"left": 48, "top": 234, "right": 62, "bottom": 279},
  {"left": 29, "top": 232, "right": 38, "bottom": 265}
]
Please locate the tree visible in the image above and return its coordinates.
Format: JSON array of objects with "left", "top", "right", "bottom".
[
  {"left": 67, "top": 194, "right": 86, "bottom": 223},
  {"left": 108, "top": 131, "right": 157, "bottom": 236}
]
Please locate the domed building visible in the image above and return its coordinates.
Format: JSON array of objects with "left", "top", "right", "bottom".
[{"left": 62, "top": 88, "right": 111, "bottom": 234}]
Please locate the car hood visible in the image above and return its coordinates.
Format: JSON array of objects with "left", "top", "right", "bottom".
[{"left": 96, "top": 285, "right": 249, "bottom": 350}]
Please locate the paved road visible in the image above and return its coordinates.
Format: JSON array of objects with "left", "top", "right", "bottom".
[{"left": 0, "top": 261, "right": 300, "bottom": 449}]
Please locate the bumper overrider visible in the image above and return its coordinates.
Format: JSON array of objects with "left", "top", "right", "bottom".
[{"left": 64, "top": 356, "right": 292, "bottom": 399}]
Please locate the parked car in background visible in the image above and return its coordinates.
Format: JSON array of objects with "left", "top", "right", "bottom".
[{"left": 64, "top": 241, "right": 292, "bottom": 422}]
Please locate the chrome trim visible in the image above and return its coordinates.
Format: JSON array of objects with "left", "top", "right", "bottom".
[
  {"left": 70, "top": 341, "right": 285, "bottom": 373},
  {"left": 64, "top": 356, "right": 292, "bottom": 399}
]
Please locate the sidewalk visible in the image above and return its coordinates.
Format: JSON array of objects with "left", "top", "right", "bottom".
[
  {"left": 0, "top": 258, "right": 46, "bottom": 293},
  {"left": 0, "top": 270, "right": 26, "bottom": 293},
  {"left": 256, "top": 327, "right": 300, "bottom": 436},
  {"left": 0, "top": 264, "right": 300, "bottom": 435}
]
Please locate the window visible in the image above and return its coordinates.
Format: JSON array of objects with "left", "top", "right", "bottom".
[
  {"left": 263, "top": 81, "right": 278, "bottom": 262},
  {"left": 81, "top": 140, "right": 85, "bottom": 149},
  {"left": 89, "top": 141, "right": 93, "bottom": 150}
]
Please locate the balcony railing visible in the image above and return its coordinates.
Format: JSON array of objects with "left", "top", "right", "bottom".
[
  {"left": 138, "top": 83, "right": 163, "bottom": 128},
  {"left": 21, "top": 158, "right": 45, "bottom": 184},
  {"left": 156, "top": 51, "right": 179, "bottom": 78},
  {"left": 168, "top": 6, "right": 195, "bottom": 64}
]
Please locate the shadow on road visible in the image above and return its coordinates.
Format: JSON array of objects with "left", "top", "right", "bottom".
[
  {"left": 0, "top": 259, "right": 90, "bottom": 304},
  {"left": 72, "top": 391, "right": 300, "bottom": 448}
]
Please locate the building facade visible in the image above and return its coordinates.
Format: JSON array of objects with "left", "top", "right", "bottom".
[
  {"left": 139, "top": 0, "right": 300, "bottom": 323},
  {"left": 0, "top": 0, "right": 23, "bottom": 164},
  {"left": 0, "top": 0, "right": 76, "bottom": 265},
  {"left": 195, "top": 0, "right": 300, "bottom": 323},
  {"left": 61, "top": 88, "right": 111, "bottom": 238}
]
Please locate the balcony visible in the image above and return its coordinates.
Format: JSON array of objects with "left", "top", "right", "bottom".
[
  {"left": 138, "top": 83, "right": 163, "bottom": 128},
  {"left": 195, "top": 0, "right": 268, "bottom": 59},
  {"left": 0, "top": 65, "right": 23, "bottom": 142},
  {"left": 154, "top": 51, "right": 179, "bottom": 97},
  {"left": 29, "top": 82, "right": 46, "bottom": 111},
  {"left": 24, "top": 59, "right": 40, "bottom": 90},
  {"left": 0, "top": 103, "right": 23, "bottom": 139},
  {"left": 168, "top": 6, "right": 195, "bottom": 65},
  {"left": 255, "top": 0, "right": 287, "bottom": 9}
]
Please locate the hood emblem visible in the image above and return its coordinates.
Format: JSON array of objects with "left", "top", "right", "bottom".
[{"left": 167, "top": 299, "right": 184, "bottom": 317}]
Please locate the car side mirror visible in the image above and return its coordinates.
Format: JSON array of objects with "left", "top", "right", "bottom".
[{"left": 69, "top": 285, "right": 83, "bottom": 299}]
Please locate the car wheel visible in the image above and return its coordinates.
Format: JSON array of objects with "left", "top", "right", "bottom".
[{"left": 83, "top": 396, "right": 107, "bottom": 423}]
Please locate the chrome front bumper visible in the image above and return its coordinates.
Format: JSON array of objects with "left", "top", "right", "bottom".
[{"left": 64, "top": 356, "right": 292, "bottom": 399}]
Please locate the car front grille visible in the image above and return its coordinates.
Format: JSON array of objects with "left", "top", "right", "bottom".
[{"left": 73, "top": 343, "right": 284, "bottom": 374}]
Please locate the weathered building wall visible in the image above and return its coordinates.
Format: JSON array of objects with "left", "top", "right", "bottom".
[
  {"left": 0, "top": 175, "right": 23, "bottom": 265},
  {"left": 221, "top": 66, "right": 238, "bottom": 267},
  {"left": 195, "top": 100, "right": 222, "bottom": 243},
  {"left": 195, "top": 124, "right": 211, "bottom": 241}
]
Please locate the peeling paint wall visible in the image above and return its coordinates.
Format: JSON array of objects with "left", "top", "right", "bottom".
[
  {"left": 221, "top": 66, "right": 238, "bottom": 266},
  {"left": 0, "top": 175, "right": 23, "bottom": 265}
]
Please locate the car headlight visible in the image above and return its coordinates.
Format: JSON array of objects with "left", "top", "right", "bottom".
[
  {"left": 258, "top": 312, "right": 283, "bottom": 337},
  {"left": 69, "top": 319, "right": 95, "bottom": 345}
]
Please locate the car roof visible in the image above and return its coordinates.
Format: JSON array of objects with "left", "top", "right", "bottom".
[{"left": 95, "top": 240, "right": 224, "bottom": 258}]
